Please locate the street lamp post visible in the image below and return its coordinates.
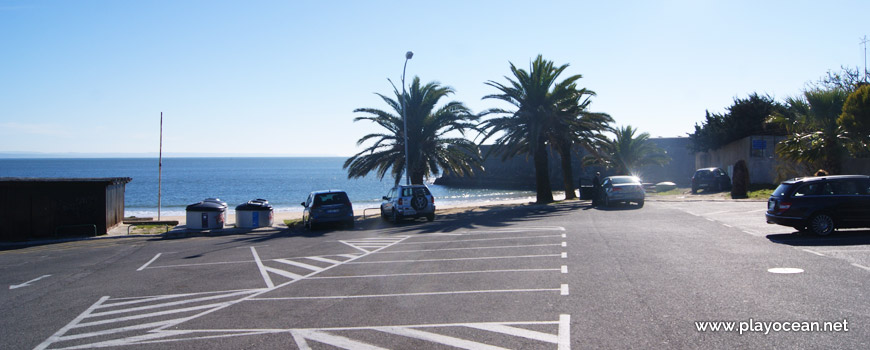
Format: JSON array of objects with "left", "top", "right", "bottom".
[{"left": 401, "top": 51, "right": 413, "bottom": 185}]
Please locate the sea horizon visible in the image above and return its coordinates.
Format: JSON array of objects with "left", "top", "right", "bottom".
[{"left": 0, "top": 157, "right": 535, "bottom": 218}]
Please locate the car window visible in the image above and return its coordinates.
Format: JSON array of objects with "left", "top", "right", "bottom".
[
  {"left": 771, "top": 183, "right": 792, "bottom": 197},
  {"left": 861, "top": 180, "right": 870, "bottom": 195},
  {"left": 316, "top": 193, "right": 349, "bottom": 205},
  {"left": 831, "top": 180, "right": 860, "bottom": 195},
  {"left": 793, "top": 183, "right": 823, "bottom": 197}
]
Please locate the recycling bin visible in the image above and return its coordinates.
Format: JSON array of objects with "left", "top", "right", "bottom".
[
  {"left": 235, "top": 199, "right": 273, "bottom": 228},
  {"left": 185, "top": 200, "right": 226, "bottom": 229}
]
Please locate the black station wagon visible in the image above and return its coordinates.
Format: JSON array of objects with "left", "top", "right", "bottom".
[{"left": 766, "top": 175, "right": 870, "bottom": 235}]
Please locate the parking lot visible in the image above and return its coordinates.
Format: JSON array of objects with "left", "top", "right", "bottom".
[{"left": 4, "top": 199, "right": 870, "bottom": 349}]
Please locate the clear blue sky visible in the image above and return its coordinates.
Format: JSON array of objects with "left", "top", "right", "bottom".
[{"left": 1, "top": 0, "right": 868, "bottom": 157}]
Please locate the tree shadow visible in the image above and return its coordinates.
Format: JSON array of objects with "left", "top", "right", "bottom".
[{"left": 766, "top": 229, "right": 870, "bottom": 247}]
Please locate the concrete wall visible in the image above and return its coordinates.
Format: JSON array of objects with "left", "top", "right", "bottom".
[{"left": 695, "top": 135, "right": 787, "bottom": 184}]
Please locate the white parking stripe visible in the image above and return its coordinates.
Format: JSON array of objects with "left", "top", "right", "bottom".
[
  {"left": 292, "top": 330, "right": 388, "bottom": 350},
  {"left": 305, "top": 256, "right": 342, "bottom": 264},
  {"left": 264, "top": 266, "right": 305, "bottom": 280},
  {"left": 380, "top": 243, "right": 563, "bottom": 254},
  {"left": 561, "top": 284, "right": 569, "bottom": 295},
  {"left": 466, "top": 323, "right": 558, "bottom": 344},
  {"left": 376, "top": 326, "right": 510, "bottom": 350},
  {"left": 347, "top": 254, "right": 561, "bottom": 265},
  {"left": 398, "top": 235, "right": 563, "bottom": 244},
  {"left": 137, "top": 253, "right": 162, "bottom": 271},
  {"left": 307, "top": 268, "right": 560, "bottom": 280},
  {"left": 273, "top": 259, "right": 324, "bottom": 272},
  {"left": 251, "top": 288, "right": 562, "bottom": 300}
]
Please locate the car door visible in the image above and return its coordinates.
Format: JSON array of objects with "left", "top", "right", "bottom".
[
  {"left": 834, "top": 179, "right": 869, "bottom": 225},
  {"left": 382, "top": 188, "right": 396, "bottom": 212},
  {"left": 858, "top": 179, "right": 870, "bottom": 225},
  {"left": 303, "top": 193, "right": 313, "bottom": 221}
]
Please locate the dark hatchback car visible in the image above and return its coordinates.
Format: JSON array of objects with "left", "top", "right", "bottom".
[
  {"left": 766, "top": 175, "right": 870, "bottom": 235},
  {"left": 691, "top": 167, "right": 731, "bottom": 193},
  {"left": 301, "top": 190, "right": 354, "bottom": 230}
]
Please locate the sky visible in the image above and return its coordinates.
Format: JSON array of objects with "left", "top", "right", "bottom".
[{"left": 1, "top": 0, "right": 868, "bottom": 157}]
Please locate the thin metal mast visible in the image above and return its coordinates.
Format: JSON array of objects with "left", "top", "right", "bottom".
[{"left": 158, "top": 112, "right": 163, "bottom": 220}]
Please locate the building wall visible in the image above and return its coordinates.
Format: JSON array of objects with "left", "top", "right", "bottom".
[{"left": 695, "top": 135, "right": 787, "bottom": 184}]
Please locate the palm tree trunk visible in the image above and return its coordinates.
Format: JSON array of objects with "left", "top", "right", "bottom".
[
  {"left": 558, "top": 142, "right": 576, "bottom": 200},
  {"left": 533, "top": 140, "right": 554, "bottom": 204}
]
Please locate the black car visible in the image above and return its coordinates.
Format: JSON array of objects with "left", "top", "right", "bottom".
[
  {"left": 301, "top": 190, "right": 354, "bottom": 230},
  {"left": 766, "top": 175, "right": 870, "bottom": 235},
  {"left": 691, "top": 167, "right": 731, "bottom": 194}
]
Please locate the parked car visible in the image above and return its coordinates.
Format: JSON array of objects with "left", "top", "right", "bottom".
[
  {"left": 599, "top": 175, "right": 645, "bottom": 207},
  {"left": 766, "top": 175, "right": 870, "bottom": 235},
  {"left": 691, "top": 167, "right": 731, "bottom": 194},
  {"left": 301, "top": 190, "right": 354, "bottom": 230},
  {"left": 381, "top": 184, "right": 435, "bottom": 223}
]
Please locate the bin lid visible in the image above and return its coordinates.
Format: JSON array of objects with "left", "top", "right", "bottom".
[
  {"left": 204, "top": 198, "right": 228, "bottom": 207},
  {"left": 186, "top": 201, "right": 226, "bottom": 212},
  {"left": 236, "top": 199, "right": 272, "bottom": 211}
]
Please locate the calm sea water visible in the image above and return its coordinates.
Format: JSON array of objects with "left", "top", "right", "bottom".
[{"left": 0, "top": 158, "right": 533, "bottom": 217}]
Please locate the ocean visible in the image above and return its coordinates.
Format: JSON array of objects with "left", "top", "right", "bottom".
[{"left": 0, "top": 158, "right": 534, "bottom": 217}]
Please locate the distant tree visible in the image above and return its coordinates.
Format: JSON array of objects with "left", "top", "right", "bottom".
[
  {"left": 583, "top": 125, "right": 671, "bottom": 175},
  {"left": 480, "top": 55, "right": 584, "bottom": 204},
  {"left": 838, "top": 84, "right": 870, "bottom": 155},
  {"left": 767, "top": 88, "right": 850, "bottom": 175},
  {"left": 689, "top": 93, "right": 788, "bottom": 152},
  {"left": 345, "top": 77, "right": 482, "bottom": 185},
  {"left": 811, "top": 65, "right": 870, "bottom": 92}
]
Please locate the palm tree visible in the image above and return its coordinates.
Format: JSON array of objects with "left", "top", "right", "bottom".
[
  {"left": 480, "top": 55, "right": 584, "bottom": 204},
  {"left": 583, "top": 125, "right": 670, "bottom": 175},
  {"left": 546, "top": 89, "right": 613, "bottom": 199},
  {"left": 344, "top": 77, "right": 482, "bottom": 185},
  {"left": 767, "top": 88, "right": 850, "bottom": 174}
]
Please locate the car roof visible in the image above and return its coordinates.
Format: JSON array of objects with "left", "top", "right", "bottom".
[
  {"left": 604, "top": 175, "right": 640, "bottom": 181},
  {"left": 783, "top": 175, "right": 870, "bottom": 184},
  {"left": 696, "top": 167, "right": 720, "bottom": 172},
  {"left": 310, "top": 190, "right": 347, "bottom": 195}
]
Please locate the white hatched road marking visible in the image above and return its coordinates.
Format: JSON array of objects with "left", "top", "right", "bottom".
[
  {"left": 251, "top": 288, "right": 563, "bottom": 300},
  {"left": 340, "top": 236, "right": 410, "bottom": 253},
  {"left": 347, "top": 253, "right": 561, "bottom": 265},
  {"left": 35, "top": 236, "right": 410, "bottom": 350}
]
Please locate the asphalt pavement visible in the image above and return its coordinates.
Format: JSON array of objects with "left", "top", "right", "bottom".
[{"left": 2, "top": 199, "right": 868, "bottom": 349}]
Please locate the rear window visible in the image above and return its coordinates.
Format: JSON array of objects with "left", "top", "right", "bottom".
[
  {"left": 771, "top": 183, "right": 793, "bottom": 197},
  {"left": 611, "top": 177, "right": 640, "bottom": 185},
  {"left": 401, "top": 187, "right": 432, "bottom": 197},
  {"left": 694, "top": 170, "right": 712, "bottom": 179},
  {"left": 314, "top": 192, "right": 350, "bottom": 205}
]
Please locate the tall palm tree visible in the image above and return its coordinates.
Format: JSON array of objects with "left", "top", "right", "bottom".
[
  {"left": 767, "top": 88, "right": 849, "bottom": 174},
  {"left": 480, "top": 55, "right": 584, "bottom": 204},
  {"left": 546, "top": 88, "right": 613, "bottom": 199},
  {"left": 345, "top": 77, "right": 482, "bottom": 185},
  {"left": 583, "top": 125, "right": 670, "bottom": 175}
]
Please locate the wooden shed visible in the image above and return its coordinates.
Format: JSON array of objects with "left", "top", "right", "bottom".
[{"left": 0, "top": 177, "right": 132, "bottom": 241}]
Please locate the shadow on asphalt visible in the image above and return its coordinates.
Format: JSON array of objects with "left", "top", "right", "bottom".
[{"left": 766, "top": 229, "right": 870, "bottom": 247}]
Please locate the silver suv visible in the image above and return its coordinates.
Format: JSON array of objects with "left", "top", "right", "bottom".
[{"left": 380, "top": 185, "right": 435, "bottom": 223}]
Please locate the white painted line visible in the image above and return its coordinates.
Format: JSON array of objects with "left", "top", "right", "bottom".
[
  {"left": 398, "top": 234, "right": 563, "bottom": 244},
  {"left": 380, "top": 243, "right": 562, "bottom": 254},
  {"left": 273, "top": 259, "right": 324, "bottom": 272},
  {"left": 852, "top": 263, "right": 870, "bottom": 272},
  {"left": 305, "top": 256, "right": 342, "bottom": 264},
  {"left": 9, "top": 274, "right": 51, "bottom": 290},
  {"left": 293, "top": 330, "right": 387, "bottom": 350},
  {"left": 743, "top": 230, "right": 756, "bottom": 235},
  {"left": 338, "top": 254, "right": 361, "bottom": 259},
  {"left": 376, "top": 326, "right": 509, "bottom": 350},
  {"left": 98, "top": 289, "right": 261, "bottom": 307},
  {"left": 347, "top": 254, "right": 561, "bottom": 265},
  {"left": 89, "top": 290, "right": 255, "bottom": 317},
  {"left": 251, "top": 288, "right": 562, "bottom": 300},
  {"left": 264, "top": 266, "right": 305, "bottom": 280},
  {"left": 801, "top": 249, "right": 826, "bottom": 257},
  {"left": 308, "top": 268, "right": 560, "bottom": 280},
  {"left": 33, "top": 296, "right": 109, "bottom": 350},
  {"left": 561, "top": 252, "right": 567, "bottom": 258},
  {"left": 74, "top": 302, "right": 230, "bottom": 328},
  {"left": 561, "top": 242, "right": 567, "bottom": 247},
  {"left": 560, "top": 284, "right": 569, "bottom": 295},
  {"left": 251, "top": 247, "right": 274, "bottom": 289},
  {"left": 706, "top": 218, "right": 715, "bottom": 222},
  {"left": 466, "top": 323, "right": 558, "bottom": 344},
  {"left": 561, "top": 266, "right": 568, "bottom": 274},
  {"left": 722, "top": 224, "right": 733, "bottom": 228},
  {"left": 559, "top": 314, "right": 571, "bottom": 350},
  {"left": 137, "top": 253, "right": 162, "bottom": 271},
  {"left": 562, "top": 233, "right": 566, "bottom": 238},
  {"left": 144, "top": 260, "right": 256, "bottom": 269},
  {"left": 819, "top": 249, "right": 870, "bottom": 253},
  {"left": 441, "top": 226, "right": 566, "bottom": 235}
]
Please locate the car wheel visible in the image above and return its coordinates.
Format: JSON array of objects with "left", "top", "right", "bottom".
[
  {"left": 380, "top": 208, "right": 388, "bottom": 221},
  {"left": 426, "top": 214, "right": 435, "bottom": 222},
  {"left": 809, "top": 214, "right": 835, "bottom": 236},
  {"left": 390, "top": 209, "right": 398, "bottom": 224},
  {"left": 637, "top": 199, "right": 644, "bottom": 208},
  {"left": 691, "top": 186, "right": 698, "bottom": 194}
]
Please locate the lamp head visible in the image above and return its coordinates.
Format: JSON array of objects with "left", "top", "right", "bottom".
[{"left": 405, "top": 51, "right": 414, "bottom": 60}]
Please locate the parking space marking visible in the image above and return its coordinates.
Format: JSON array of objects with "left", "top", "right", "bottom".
[
  {"left": 801, "top": 248, "right": 826, "bottom": 257},
  {"left": 375, "top": 326, "right": 510, "bottom": 350},
  {"left": 251, "top": 288, "right": 563, "bottom": 300},
  {"left": 561, "top": 252, "right": 567, "bottom": 258},
  {"left": 341, "top": 236, "right": 411, "bottom": 253},
  {"left": 307, "top": 268, "right": 561, "bottom": 280},
  {"left": 347, "top": 254, "right": 561, "bottom": 265},
  {"left": 397, "top": 234, "right": 563, "bottom": 245},
  {"left": 380, "top": 243, "right": 563, "bottom": 254},
  {"left": 851, "top": 263, "right": 870, "bottom": 272},
  {"left": 439, "top": 226, "right": 566, "bottom": 236},
  {"left": 561, "top": 242, "right": 567, "bottom": 247},
  {"left": 137, "top": 253, "right": 162, "bottom": 271},
  {"left": 274, "top": 259, "right": 324, "bottom": 272},
  {"left": 561, "top": 266, "right": 568, "bottom": 274},
  {"left": 560, "top": 284, "right": 569, "bottom": 296}
]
